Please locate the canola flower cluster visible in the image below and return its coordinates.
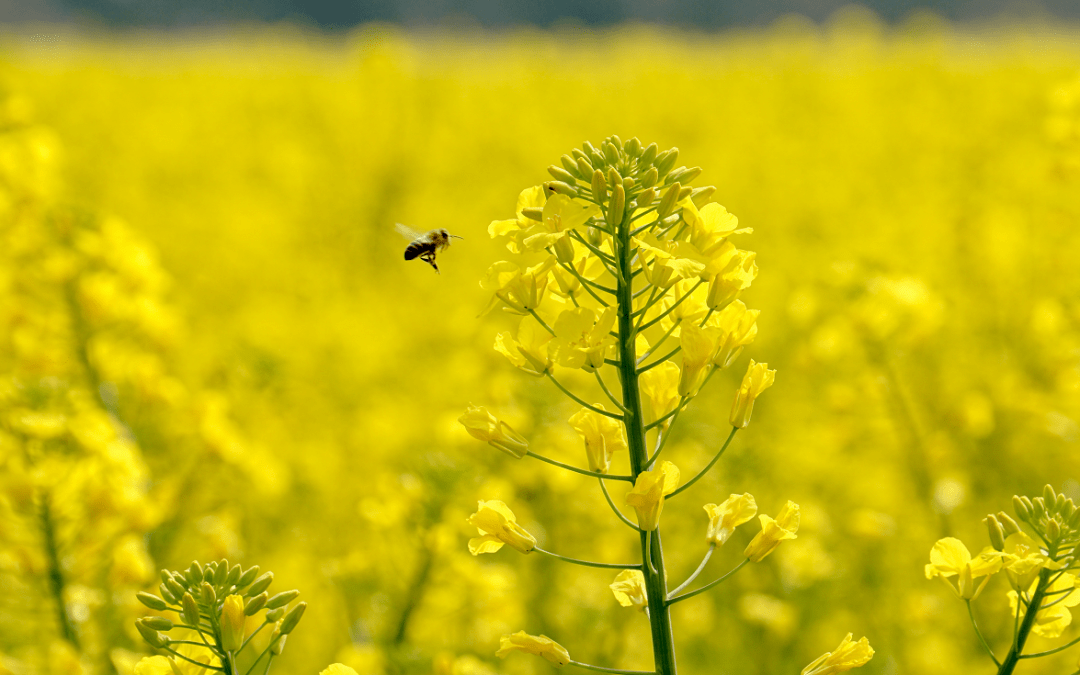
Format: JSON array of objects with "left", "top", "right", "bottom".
[
  {"left": 1, "top": 16, "right": 1080, "bottom": 675},
  {"left": 461, "top": 137, "right": 871, "bottom": 675}
]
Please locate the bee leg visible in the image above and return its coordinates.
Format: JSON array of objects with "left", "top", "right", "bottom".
[{"left": 421, "top": 252, "right": 440, "bottom": 274}]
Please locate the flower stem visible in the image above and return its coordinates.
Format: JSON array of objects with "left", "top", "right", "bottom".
[
  {"left": 966, "top": 600, "right": 1001, "bottom": 667},
  {"left": 526, "top": 451, "right": 633, "bottom": 482},
  {"left": 997, "top": 568, "right": 1054, "bottom": 675},
  {"left": 599, "top": 478, "right": 642, "bottom": 530},
  {"left": 614, "top": 201, "right": 677, "bottom": 675},
  {"left": 668, "top": 427, "right": 738, "bottom": 498},
  {"left": 546, "top": 373, "right": 623, "bottom": 420},
  {"left": 667, "top": 545, "right": 715, "bottom": 598},
  {"left": 569, "top": 661, "right": 656, "bottom": 675},
  {"left": 666, "top": 559, "right": 749, "bottom": 606},
  {"left": 534, "top": 547, "right": 641, "bottom": 570}
]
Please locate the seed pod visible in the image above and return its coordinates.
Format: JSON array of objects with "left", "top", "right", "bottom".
[
  {"left": 246, "top": 572, "right": 274, "bottom": 597},
  {"left": 137, "top": 592, "right": 168, "bottom": 611},
  {"left": 560, "top": 154, "right": 582, "bottom": 179},
  {"left": 521, "top": 207, "right": 544, "bottom": 222},
  {"left": 545, "top": 181, "right": 576, "bottom": 197},
  {"left": 656, "top": 182, "right": 682, "bottom": 220},
  {"left": 607, "top": 184, "right": 625, "bottom": 227},
  {"left": 591, "top": 169, "right": 607, "bottom": 204},
  {"left": 548, "top": 166, "right": 577, "bottom": 184},
  {"left": 245, "top": 592, "right": 269, "bottom": 616},
  {"left": 639, "top": 143, "right": 658, "bottom": 167},
  {"left": 266, "top": 590, "right": 300, "bottom": 610},
  {"left": 279, "top": 602, "right": 307, "bottom": 635},
  {"left": 236, "top": 566, "right": 260, "bottom": 590},
  {"left": 182, "top": 593, "right": 200, "bottom": 627},
  {"left": 985, "top": 515, "right": 1006, "bottom": 551}
]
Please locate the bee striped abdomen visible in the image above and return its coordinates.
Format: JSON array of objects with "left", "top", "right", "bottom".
[{"left": 403, "top": 241, "right": 427, "bottom": 260}]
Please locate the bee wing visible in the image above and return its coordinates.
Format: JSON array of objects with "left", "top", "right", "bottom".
[{"left": 395, "top": 223, "right": 425, "bottom": 241}]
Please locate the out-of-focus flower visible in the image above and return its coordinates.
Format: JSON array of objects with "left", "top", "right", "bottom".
[
  {"left": 609, "top": 570, "right": 648, "bottom": 611},
  {"left": 730, "top": 360, "right": 776, "bottom": 428},
  {"left": 924, "top": 537, "right": 1002, "bottom": 600},
  {"left": 494, "top": 316, "right": 553, "bottom": 376},
  {"left": 320, "top": 665, "right": 360, "bottom": 675},
  {"left": 801, "top": 633, "right": 874, "bottom": 675},
  {"left": 459, "top": 405, "right": 528, "bottom": 458},
  {"left": 704, "top": 493, "right": 758, "bottom": 545},
  {"left": 745, "top": 501, "right": 800, "bottom": 562},
  {"left": 625, "top": 461, "right": 680, "bottom": 531},
  {"left": 467, "top": 500, "right": 537, "bottom": 555},
  {"left": 495, "top": 631, "right": 570, "bottom": 666}
]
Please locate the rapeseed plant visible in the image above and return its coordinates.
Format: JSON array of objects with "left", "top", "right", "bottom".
[{"left": 462, "top": 137, "right": 872, "bottom": 675}]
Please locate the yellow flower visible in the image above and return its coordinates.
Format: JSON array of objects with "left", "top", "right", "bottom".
[
  {"left": 1007, "top": 573, "right": 1080, "bottom": 638},
  {"left": 684, "top": 202, "right": 751, "bottom": 269},
  {"left": 458, "top": 405, "right": 529, "bottom": 459},
  {"left": 1001, "top": 531, "right": 1061, "bottom": 590},
  {"left": 625, "top": 461, "right": 680, "bottom": 531},
  {"left": 704, "top": 493, "right": 758, "bottom": 545},
  {"left": 220, "top": 594, "right": 245, "bottom": 651},
  {"left": 709, "top": 300, "right": 759, "bottom": 369},
  {"left": 924, "top": 537, "right": 1003, "bottom": 600},
  {"left": 488, "top": 185, "right": 547, "bottom": 254},
  {"left": 481, "top": 258, "right": 555, "bottom": 315},
  {"left": 319, "top": 666, "right": 360, "bottom": 675},
  {"left": 678, "top": 323, "right": 719, "bottom": 397},
  {"left": 745, "top": 501, "right": 800, "bottom": 562},
  {"left": 729, "top": 360, "right": 776, "bottom": 428},
  {"left": 551, "top": 307, "right": 617, "bottom": 372},
  {"left": 635, "top": 234, "right": 705, "bottom": 289},
  {"left": 609, "top": 570, "right": 648, "bottom": 611},
  {"left": 466, "top": 500, "right": 537, "bottom": 555},
  {"left": 521, "top": 194, "right": 599, "bottom": 262},
  {"left": 567, "top": 406, "right": 627, "bottom": 474},
  {"left": 801, "top": 633, "right": 875, "bottom": 675},
  {"left": 705, "top": 249, "right": 757, "bottom": 310},
  {"left": 495, "top": 631, "right": 570, "bottom": 667},
  {"left": 639, "top": 362, "right": 681, "bottom": 430},
  {"left": 494, "top": 316, "right": 553, "bottom": 376}
]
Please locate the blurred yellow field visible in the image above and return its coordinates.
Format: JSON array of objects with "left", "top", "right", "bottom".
[{"left": 2, "top": 11, "right": 1080, "bottom": 675}]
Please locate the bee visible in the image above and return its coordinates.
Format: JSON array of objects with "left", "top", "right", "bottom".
[{"left": 395, "top": 223, "right": 463, "bottom": 274}]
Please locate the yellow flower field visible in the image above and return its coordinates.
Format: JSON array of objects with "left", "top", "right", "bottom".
[{"left": 2, "top": 10, "right": 1080, "bottom": 675}]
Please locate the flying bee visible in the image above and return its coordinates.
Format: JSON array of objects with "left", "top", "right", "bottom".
[{"left": 395, "top": 223, "right": 463, "bottom": 274}]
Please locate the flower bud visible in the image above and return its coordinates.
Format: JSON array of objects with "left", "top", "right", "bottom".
[
  {"left": 984, "top": 515, "right": 1006, "bottom": 551},
  {"left": 520, "top": 206, "right": 543, "bottom": 222},
  {"left": 639, "top": 142, "right": 658, "bottom": 166},
  {"left": 639, "top": 167, "right": 659, "bottom": 190},
  {"left": 582, "top": 141, "right": 604, "bottom": 167},
  {"left": 656, "top": 182, "right": 682, "bottom": 220},
  {"left": 560, "top": 154, "right": 582, "bottom": 179},
  {"left": 135, "top": 619, "right": 169, "bottom": 648},
  {"left": 591, "top": 169, "right": 607, "bottom": 204},
  {"left": 607, "top": 184, "right": 625, "bottom": 227},
  {"left": 576, "top": 156, "right": 593, "bottom": 178},
  {"left": 185, "top": 562, "right": 203, "bottom": 586},
  {"left": 136, "top": 592, "right": 168, "bottom": 611},
  {"left": 691, "top": 185, "right": 716, "bottom": 205},
  {"left": 730, "top": 360, "right": 776, "bottom": 429},
  {"left": 159, "top": 569, "right": 173, "bottom": 585},
  {"left": 624, "top": 137, "right": 641, "bottom": 156},
  {"left": 181, "top": 593, "right": 200, "bottom": 627},
  {"left": 159, "top": 583, "right": 177, "bottom": 604},
  {"left": 279, "top": 601, "right": 307, "bottom": 635},
  {"left": 548, "top": 166, "right": 577, "bottom": 184},
  {"left": 270, "top": 621, "right": 287, "bottom": 655},
  {"left": 680, "top": 167, "right": 702, "bottom": 183},
  {"left": 1014, "top": 495, "right": 1033, "bottom": 521},
  {"left": 225, "top": 564, "right": 242, "bottom": 587},
  {"left": 1047, "top": 517, "right": 1062, "bottom": 541},
  {"left": 1044, "top": 485, "right": 1058, "bottom": 508},
  {"left": 235, "top": 566, "right": 260, "bottom": 589},
  {"left": 266, "top": 590, "right": 300, "bottom": 609},
  {"left": 459, "top": 405, "right": 529, "bottom": 458},
  {"left": 220, "top": 595, "right": 245, "bottom": 652},
  {"left": 637, "top": 187, "right": 657, "bottom": 209},
  {"left": 606, "top": 167, "right": 621, "bottom": 189},
  {"left": 165, "top": 578, "right": 186, "bottom": 602},
  {"left": 622, "top": 175, "right": 635, "bottom": 190},
  {"left": 214, "top": 559, "right": 229, "bottom": 586},
  {"left": 602, "top": 141, "right": 619, "bottom": 165},
  {"left": 1033, "top": 498, "right": 1046, "bottom": 521},
  {"left": 553, "top": 235, "right": 575, "bottom": 264},
  {"left": 654, "top": 148, "right": 678, "bottom": 178},
  {"left": 141, "top": 616, "right": 174, "bottom": 631},
  {"left": 678, "top": 185, "right": 693, "bottom": 201},
  {"left": 246, "top": 571, "right": 274, "bottom": 597},
  {"left": 586, "top": 226, "right": 603, "bottom": 248},
  {"left": 245, "top": 592, "right": 269, "bottom": 616},
  {"left": 544, "top": 181, "right": 576, "bottom": 197},
  {"left": 265, "top": 607, "right": 285, "bottom": 623},
  {"left": 997, "top": 511, "right": 1021, "bottom": 535}
]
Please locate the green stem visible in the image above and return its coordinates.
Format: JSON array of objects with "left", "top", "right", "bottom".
[
  {"left": 966, "top": 600, "right": 1001, "bottom": 667},
  {"left": 599, "top": 478, "right": 642, "bottom": 530},
  {"left": 545, "top": 373, "right": 623, "bottom": 420},
  {"left": 526, "top": 451, "right": 633, "bottom": 482},
  {"left": 528, "top": 309, "right": 556, "bottom": 335},
  {"left": 668, "top": 428, "right": 738, "bottom": 498},
  {"left": 998, "top": 568, "right": 1054, "bottom": 675},
  {"left": 637, "top": 346, "right": 682, "bottom": 374},
  {"left": 667, "top": 545, "right": 715, "bottom": 598},
  {"left": 614, "top": 192, "right": 677, "bottom": 675},
  {"left": 534, "top": 547, "right": 641, "bottom": 570},
  {"left": 165, "top": 646, "right": 224, "bottom": 671},
  {"left": 569, "top": 661, "right": 655, "bottom": 675},
  {"left": 1019, "top": 631, "right": 1080, "bottom": 658},
  {"left": 666, "top": 559, "right": 749, "bottom": 606},
  {"left": 595, "top": 371, "right": 630, "bottom": 414},
  {"left": 636, "top": 319, "right": 680, "bottom": 366},
  {"left": 39, "top": 491, "right": 80, "bottom": 648},
  {"left": 638, "top": 280, "right": 704, "bottom": 332}
]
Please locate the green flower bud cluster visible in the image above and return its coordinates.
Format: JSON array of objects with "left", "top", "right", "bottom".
[
  {"left": 545, "top": 135, "right": 714, "bottom": 232},
  {"left": 135, "top": 559, "right": 305, "bottom": 675},
  {"left": 1013, "top": 485, "right": 1080, "bottom": 553}
]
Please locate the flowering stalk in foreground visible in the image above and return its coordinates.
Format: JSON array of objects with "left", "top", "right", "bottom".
[
  {"left": 133, "top": 560, "right": 305, "bottom": 675},
  {"left": 461, "top": 137, "right": 872, "bottom": 675},
  {"left": 926, "top": 484, "right": 1080, "bottom": 675}
]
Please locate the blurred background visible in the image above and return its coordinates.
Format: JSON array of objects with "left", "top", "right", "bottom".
[{"left": 1, "top": 2, "right": 1080, "bottom": 675}]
